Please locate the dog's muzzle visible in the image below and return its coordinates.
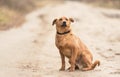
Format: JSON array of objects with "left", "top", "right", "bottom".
[{"left": 61, "top": 21, "right": 66, "bottom": 27}]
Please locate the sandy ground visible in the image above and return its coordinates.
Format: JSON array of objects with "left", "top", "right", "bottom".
[{"left": 0, "top": 1, "right": 120, "bottom": 77}]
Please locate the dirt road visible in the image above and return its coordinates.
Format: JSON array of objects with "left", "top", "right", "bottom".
[{"left": 0, "top": 1, "right": 120, "bottom": 77}]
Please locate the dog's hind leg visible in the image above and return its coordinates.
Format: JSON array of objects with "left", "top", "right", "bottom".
[
  {"left": 82, "top": 66, "right": 92, "bottom": 71},
  {"left": 81, "top": 60, "right": 100, "bottom": 71}
]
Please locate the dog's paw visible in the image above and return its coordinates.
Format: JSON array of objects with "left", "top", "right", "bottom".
[
  {"left": 69, "top": 69, "right": 74, "bottom": 72},
  {"left": 59, "top": 68, "right": 65, "bottom": 71},
  {"left": 68, "top": 68, "right": 75, "bottom": 72},
  {"left": 81, "top": 67, "right": 91, "bottom": 71},
  {"left": 67, "top": 66, "right": 79, "bottom": 71},
  {"left": 81, "top": 68, "right": 87, "bottom": 71}
]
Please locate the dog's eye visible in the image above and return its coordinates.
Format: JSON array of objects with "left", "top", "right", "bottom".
[{"left": 59, "top": 18, "right": 62, "bottom": 21}]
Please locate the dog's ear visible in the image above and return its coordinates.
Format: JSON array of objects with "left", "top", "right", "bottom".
[
  {"left": 69, "top": 18, "right": 74, "bottom": 23},
  {"left": 52, "top": 19, "right": 57, "bottom": 26}
]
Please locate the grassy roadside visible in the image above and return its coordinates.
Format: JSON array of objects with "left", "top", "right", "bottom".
[
  {"left": 0, "top": 0, "right": 33, "bottom": 30},
  {"left": 1, "top": 0, "right": 119, "bottom": 31},
  {"left": 0, "top": 7, "right": 24, "bottom": 30},
  {"left": 0, "top": 0, "right": 57, "bottom": 31},
  {"left": 79, "top": 0, "right": 120, "bottom": 9}
]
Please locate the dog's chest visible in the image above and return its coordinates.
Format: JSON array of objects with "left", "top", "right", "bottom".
[
  {"left": 56, "top": 35, "right": 69, "bottom": 48},
  {"left": 61, "top": 48, "right": 71, "bottom": 58},
  {"left": 56, "top": 35, "right": 72, "bottom": 58}
]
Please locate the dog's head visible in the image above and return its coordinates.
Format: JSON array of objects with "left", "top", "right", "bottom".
[
  {"left": 52, "top": 17, "right": 74, "bottom": 27},
  {"left": 52, "top": 17, "right": 74, "bottom": 32}
]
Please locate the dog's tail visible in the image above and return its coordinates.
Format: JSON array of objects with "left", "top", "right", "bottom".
[{"left": 91, "top": 60, "right": 100, "bottom": 70}]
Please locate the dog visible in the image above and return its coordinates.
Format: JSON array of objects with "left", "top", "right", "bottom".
[{"left": 52, "top": 16, "right": 100, "bottom": 72}]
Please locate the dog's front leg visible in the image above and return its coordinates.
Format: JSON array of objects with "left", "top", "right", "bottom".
[
  {"left": 59, "top": 50, "right": 65, "bottom": 71},
  {"left": 69, "top": 49, "right": 77, "bottom": 72}
]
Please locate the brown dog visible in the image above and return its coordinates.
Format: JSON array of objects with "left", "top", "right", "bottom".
[{"left": 52, "top": 17, "right": 100, "bottom": 72}]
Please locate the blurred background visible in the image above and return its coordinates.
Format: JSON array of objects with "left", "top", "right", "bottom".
[
  {"left": 0, "top": 0, "right": 120, "bottom": 30},
  {"left": 0, "top": 0, "right": 120, "bottom": 77}
]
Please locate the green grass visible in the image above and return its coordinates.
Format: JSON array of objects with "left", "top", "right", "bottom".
[
  {"left": 80, "top": 0, "right": 120, "bottom": 9},
  {"left": 0, "top": 10, "right": 10, "bottom": 24},
  {"left": 0, "top": 7, "right": 24, "bottom": 30},
  {"left": 0, "top": 0, "right": 63, "bottom": 30},
  {"left": 90, "top": 1, "right": 120, "bottom": 9}
]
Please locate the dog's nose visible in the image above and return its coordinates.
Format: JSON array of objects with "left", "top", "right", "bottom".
[
  {"left": 62, "top": 21, "right": 66, "bottom": 27},
  {"left": 63, "top": 21, "right": 66, "bottom": 24}
]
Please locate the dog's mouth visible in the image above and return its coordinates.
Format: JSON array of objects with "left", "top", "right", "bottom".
[{"left": 61, "top": 22, "right": 67, "bottom": 27}]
